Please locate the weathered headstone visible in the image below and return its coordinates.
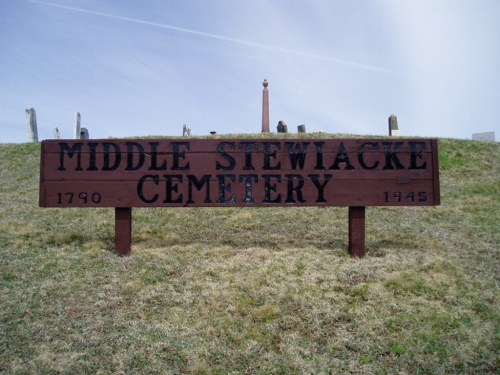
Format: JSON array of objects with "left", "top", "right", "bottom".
[
  {"left": 472, "top": 132, "right": 495, "bottom": 142},
  {"left": 74, "top": 112, "right": 81, "bottom": 139},
  {"left": 277, "top": 121, "right": 288, "bottom": 133},
  {"left": 80, "top": 127, "right": 89, "bottom": 139},
  {"left": 297, "top": 124, "right": 306, "bottom": 133},
  {"left": 388, "top": 115, "right": 399, "bottom": 136},
  {"left": 25, "top": 108, "right": 38, "bottom": 142},
  {"left": 261, "top": 80, "right": 270, "bottom": 133}
]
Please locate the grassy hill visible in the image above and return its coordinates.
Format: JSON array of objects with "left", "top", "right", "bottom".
[{"left": 0, "top": 135, "right": 498, "bottom": 374}]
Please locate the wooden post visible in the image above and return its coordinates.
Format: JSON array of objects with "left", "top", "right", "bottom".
[
  {"left": 348, "top": 206, "right": 366, "bottom": 257},
  {"left": 115, "top": 208, "right": 132, "bottom": 256}
]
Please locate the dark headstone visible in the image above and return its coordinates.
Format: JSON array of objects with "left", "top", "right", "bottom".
[
  {"left": 277, "top": 121, "right": 288, "bottom": 133},
  {"left": 388, "top": 115, "right": 399, "bottom": 136},
  {"left": 80, "top": 127, "right": 89, "bottom": 139}
]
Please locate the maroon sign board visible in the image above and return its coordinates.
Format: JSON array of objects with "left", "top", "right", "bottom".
[{"left": 40, "top": 138, "right": 440, "bottom": 256}]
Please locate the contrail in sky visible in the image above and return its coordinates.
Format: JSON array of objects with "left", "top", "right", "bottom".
[{"left": 25, "top": 0, "right": 405, "bottom": 76}]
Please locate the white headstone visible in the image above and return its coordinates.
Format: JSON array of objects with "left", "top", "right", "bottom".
[
  {"left": 74, "top": 112, "right": 81, "bottom": 139},
  {"left": 472, "top": 132, "right": 495, "bottom": 142},
  {"left": 25, "top": 108, "right": 38, "bottom": 142}
]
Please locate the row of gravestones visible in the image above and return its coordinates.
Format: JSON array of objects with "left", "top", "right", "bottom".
[
  {"left": 277, "top": 116, "right": 398, "bottom": 135},
  {"left": 276, "top": 121, "right": 306, "bottom": 134},
  {"left": 190, "top": 122, "right": 306, "bottom": 136},
  {"left": 25, "top": 108, "right": 89, "bottom": 141},
  {"left": 26, "top": 109, "right": 394, "bottom": 141},
  {"left": 26, "top": 108, "right": 496, "bottom": 142}
]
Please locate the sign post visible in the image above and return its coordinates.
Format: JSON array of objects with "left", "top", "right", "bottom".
[
  {"left": 348, "top": 207, "right": 366, "bottom": 257},
  {"left": 40, "top": 138, "right": 440, "bottom": 257},
  {"left": 115, "top": 207, "right": 132, "bottom": 256}
]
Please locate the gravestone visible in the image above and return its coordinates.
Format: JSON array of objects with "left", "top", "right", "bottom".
[
  {"left": 25, "top": 108, "right": 38, "bottom": 142},
  {"left": 74, "top": 112, "right": 81, "bottom": 139},
  {"left": 472, "top": 132, "right": 495, "bottom": 142},
  {"left": 389, "top": 115, "right": 399, "bottom": 136},
  {"left": 297, "top": 124, "right": 306, "bottom": 133},
  {"left": 80, "top": 128, "right": 89, "bottom": 139},
  {"left": 277, "top": 121, "right": 288, "bottom": 133}
]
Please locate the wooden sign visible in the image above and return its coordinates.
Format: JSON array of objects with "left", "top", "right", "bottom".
[{"left": 40, "top": 138, "right": 440, "bottom": 256}]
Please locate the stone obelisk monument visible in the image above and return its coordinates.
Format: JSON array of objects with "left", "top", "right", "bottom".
[{"left": 261, "top": 79, "right": 270, "bottom": 133}]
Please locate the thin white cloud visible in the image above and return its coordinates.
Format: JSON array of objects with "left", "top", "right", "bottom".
[
  {"left": 24, "top": 0, "right": 406, "bottom": 76},
  {"left": 381, "top": 0, "right": 500, "bottom": 137}
]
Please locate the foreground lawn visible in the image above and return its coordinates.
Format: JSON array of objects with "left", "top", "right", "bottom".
[{"left": 0, "top": 136, "right": 498, "bottom": 374}]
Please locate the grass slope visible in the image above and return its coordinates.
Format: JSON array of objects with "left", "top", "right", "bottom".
[{"left": 0, "top": 135, "right": 498, "bottom": 374}]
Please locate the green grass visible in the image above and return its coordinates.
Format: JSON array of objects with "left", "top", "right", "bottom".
[{"left": 0, "top": 135, "right": 499, "bottom": 374}]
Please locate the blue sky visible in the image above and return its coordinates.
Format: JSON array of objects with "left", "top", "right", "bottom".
[{"left": 1, "top": 0, "right": 499, "bottom": 142}]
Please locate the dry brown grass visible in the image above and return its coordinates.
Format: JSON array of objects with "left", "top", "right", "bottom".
[{"left": 0, "top": 137, "right": 498, "bottom": 374}]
